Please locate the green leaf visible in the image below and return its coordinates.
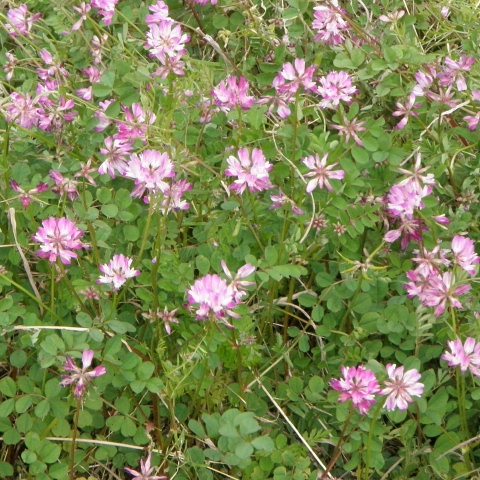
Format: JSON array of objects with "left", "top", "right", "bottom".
[
  {"left": 351, "top": 146, "right": 370, "bottom": 165},
  {"left": 15, "top": 395, "right": 33, "bottom": 414},
  {"left": 0, "top": 461, "right": 13, "bottom": 476},
  {"left": 0, "top": 377, "right": 16, "bottom": 397},
  {"left": 38, "top": 442, "right": 61, "bottom": 463},
  {"left": 235, "top": 441, "right": 254, "bottom": 459},
  {"left": 251, "top": 436, "right": 275, "bottom": 452},
  {"left": 3, "top": 428, "right": 20, "bottom": 445},
  {"left": 189, "top": 419, "right": 207, "bottom": 439},
  {"left": 196, "top": 255, "right": 211, "bottom": 275},
  {"left": 218, "top": 424, "right": 239, "bottom": 438},
  {"left": 123, "top": 225, "right": 140, "bottom": 242},
  {"left": 137, "top": 361, "right": 155, "bottom": 381},
  {"left": 101, "top": 203, "right": 119, "bottom": 218}
]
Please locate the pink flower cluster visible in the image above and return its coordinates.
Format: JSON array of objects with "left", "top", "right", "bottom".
[
  {"left": 383, "top": 154, "right": 438, "bottom": 249},
  {"left": 5, "top": 4, "right": 41, "bottom": 37},
  {"left": 187, "top": 261, "right": 255, "bottom": 327},
  {"left": 442, "top": 338, "right": 480, "bottom": 377},
  {"left": 225, "top": 148, "right": 273, "bottom": 194},
  {"left": 91, "top": 0, "right": 119, "bottom": 25},
  {"left": 312, "top": 1, "right": 349, "bottom": 45},
  {"left": 212, "top": 76, "right": 255, "bottom": 113},
  {"left": 395, "top": 55, "right": 476, "bottom": 129},
  {"left": 331, "top": 364, "right": 424, "bottom": 414},
  {"left": 403, "top": 235, "right": 478, "bottom": 316},
  {"left": 145, "top": 1, "right": 189, "bottom": 78},
  {"left": 32, "top": 217, "right": 86, "bottom": 265},
  {"left": 97, "top": 254, "right": 140, "bottom": 291}
]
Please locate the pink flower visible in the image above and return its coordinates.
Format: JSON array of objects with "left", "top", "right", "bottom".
[
  {"left": 60, "top": 349, "right": 106, "bottom": 397},
  {"left": 98, "top": 136, "right": 133, "bottom": 178},
  {"left": 302, "top": 153, "right": 345, "bottom": 193},
  {"left": 380, "top": 364, "right": 424, "bottom": 411},
  {"left": 32, "top": 217, "right": 85, "bottom": 264},
  {"left": 221, "top": 260, "right": 256, "bottom": 302},
  {"left": 451, "top": 235, "right": 479, "bottom": 275},
  {"left": 93, "top": 99, "right": 115, "bottom": 132},
  {"left": 331, "top": 115, "right": 366, "bottom": 146},
  {"left": 312, "top": 2, "right": 349, "bottom": 45},
  {"left": 330, "top": 365, "right": 380, "bottom": 414},
  {"left": 464, "top": 113, "right": 480, "bottom": 131},
  {"left": 145, "top": 1, "right": 170, "bottom": 24},
  {"left": 441, "top": 338, "right": 480, "bottom": 377},
  {"left": 5, "top": 4, "right": 41, "bottom": 37},
  {"left": 91, "top": 0, "right": 118, "bottom": 25},
  {"left": 187, "top": 274, "right": 236, "bottom": 326},
  {"left": 438, "top": 55, "right": 474, "bottom": 91},
  {"left": 37, "top": 97, "right": 78, "bottom": 132},
  {"left": 396, "top": 153, "right": 436, "bottom": 188},
  {"left": 387, "top": 179, "right": 431, "bottom": 217},
  {"left": 4, "top": 52, "right": 17, "bottom": 81},
  {"left": 114, "top": 103, "right": 156, "bottom": 142},
  {"left": 212, "top": 76, "right": 255, "bottom": 112},
  {"left": 145, "top": 19, "right": 190, "bottom": 63},
  {"left": 317, "top": 71, "right": 357, "bottom": 108},
  {"left": 422, "top": 271, "right": 471, "bottom": 317},
  {"left": 225, "top": 148, "right": 273, "bottom": 194},
  {"left": 152, "top": 178, "right": 192, "bottom": 213},
  {"left": 392, "top": 93, "right": 421, "bottom": 129},
  {"left": 72, "top": 2, "right": 91, "bottom": 31},
  {"left": 124, "top": 149, "right": 175, "bottom": 198},
  {"left": 5, "top": 92, "right": 38, "bottom": 129},
  {"left": 412, "top": 70, "right": 435, "bottom": 97},
  {"left": 97, "top": 254, "right": 140, "bottom": 291},
  {"left": 273, "top": 59, "right": 317, "bottom": 96},
  {"left": 125, "top": 453, "right": 166, "bottom": 480}
]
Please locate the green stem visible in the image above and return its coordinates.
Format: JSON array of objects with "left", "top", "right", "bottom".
[
  {"left": 69, "top": 396, "right": 82, "bottom": 480},
  {"left": 321, "top": 405, "right": 353, "bottom": 479},
  {"left": 232, "top": 328, "right": 245, "bottom": 410},
  {"left": 364, "top": 401, "right": 383, "bottom": 479},
  {"left": 0, "top": 273, "right": 61, "bottom": 322}
]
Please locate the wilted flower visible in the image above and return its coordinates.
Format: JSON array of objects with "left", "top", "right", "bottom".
[
  {"left": 225, "top": 148, "right": 273, "bottom": 194},
  {"left": 380, "top": 364, "right": 424, "bottom": 411},
  {"left": 97, "top": 254, "right": 140, "bottom": 291},
  {"left": 302, "top": 153, "right": 345, "bottom": 193},
  {"left": 60, "top": 349, "right": 106, "bottom": 397},
  {"left": 10, "top": 180, "right": 48, "bottom": 209},
  {"left": 33, "top": 217, "right": 85, "bottom": 264},
  {"left": 330, "top": 365, "right": 380, "bottom": 414},
  {"left": 50, "top": 170, "right": 79, "bottom": 201}
]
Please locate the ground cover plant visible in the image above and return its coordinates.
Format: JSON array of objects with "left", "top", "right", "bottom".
[{"left": 1, "top": 0, "right": 480, "bottom": 478}]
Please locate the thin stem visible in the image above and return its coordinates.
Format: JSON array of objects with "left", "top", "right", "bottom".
[
  {"left": 364, "top": 401, "right": 383, "bottom": 479},
  {"left": 69, "top": 396, "right": 82, "bottom": 480},
  {"left": 320, "top": 405, "right": 354, "bottom": 479}
]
